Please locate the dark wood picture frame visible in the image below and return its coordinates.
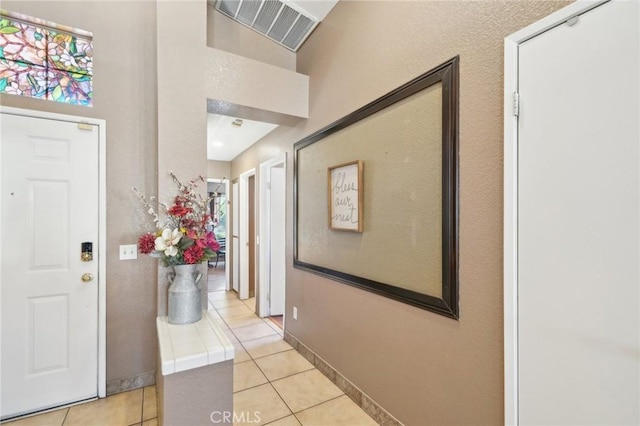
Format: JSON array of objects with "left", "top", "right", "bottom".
[{"left": 293, "top": 57, "right": 459, "bottom": 319}]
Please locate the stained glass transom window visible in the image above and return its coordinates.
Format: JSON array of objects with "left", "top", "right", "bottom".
[{"left": 0, "top": 12, "right": 93, "bottom": 106}]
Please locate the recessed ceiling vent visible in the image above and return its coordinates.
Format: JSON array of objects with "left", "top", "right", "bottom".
[{"left": 215, "top": 0, "right": 321, "bottom": 52}]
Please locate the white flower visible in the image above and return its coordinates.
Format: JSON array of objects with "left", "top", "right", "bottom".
[{"left": 155, "top": 228, "right": 182, "bottom": 257}]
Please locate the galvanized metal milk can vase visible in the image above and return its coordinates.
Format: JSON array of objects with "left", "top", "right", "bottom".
[
  {"left": 133, "top": 172, "right": 222, "bottom": 326},
  {"left": 167, "top": 264, "right": 203, "bottom": 324}
]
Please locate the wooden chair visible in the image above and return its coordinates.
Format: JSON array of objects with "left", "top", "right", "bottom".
[{"left": 214, "top": 238, "right": 226, "bottom": 268}]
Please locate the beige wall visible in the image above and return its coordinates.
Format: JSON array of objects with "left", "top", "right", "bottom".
[
  {"left": 205, "top": 47, "right": 309, "bottom": 119},
  {"left": 208, "top": 160, "right": 231, "bottom": 179},
  {"left": 0, "top": 1, "right": 159, "bottom": 391},
  {"left": 207, "top": 5, "right": 296, "bottom": 71},
  {"left": 156, "top": 0, "right": 209, "bottom": 316},
  {"left": 230, "top": 1, "right": 570, "bottom": 424}
]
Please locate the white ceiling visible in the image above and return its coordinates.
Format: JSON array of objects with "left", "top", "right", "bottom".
[{"left": 207, "top": 113, "right": 279, "bottom": 161}]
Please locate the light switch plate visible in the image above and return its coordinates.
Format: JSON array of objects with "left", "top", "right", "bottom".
[{"left": 119, "top": 244, "right": 137, "bottom": 260}]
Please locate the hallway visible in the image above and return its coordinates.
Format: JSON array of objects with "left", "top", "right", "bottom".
[
  {"left": 211, "top": 290, "right": 377, "bottom": 426},
  {"left": 4, "top": 287, "right": 376, "bottom": 426}
]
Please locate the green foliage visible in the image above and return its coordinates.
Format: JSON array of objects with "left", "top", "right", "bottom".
[{"left": 0, "top": 26, "right": 20, "bottom": 34}]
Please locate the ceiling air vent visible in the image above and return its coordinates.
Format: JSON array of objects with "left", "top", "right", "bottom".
[{"left": 215, "top": 0, "right": 320, "bottom": 52}]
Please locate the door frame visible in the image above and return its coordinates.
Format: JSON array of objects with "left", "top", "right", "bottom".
[
  {"left": 207, "top": 178, "right": 231, "bottom": 290},
  {"left": 0, "top": 106, "right": 107, "bottom": 398},
  {"left": 503, "top": 1, "right": 608, "bottom": 423},
  {"left": 232, "top": 180, "right": 239, "bottom": 293},
  {"left": 258, "top": 153, "right": 286, "bottom": 318},
  {"left": 238, "top": 168, "right": 256, "bottom": 300}
]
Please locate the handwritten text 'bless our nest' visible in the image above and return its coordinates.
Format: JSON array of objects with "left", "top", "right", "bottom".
[{"left": 331, "top": 171, "right": 358, "bottom": 226}]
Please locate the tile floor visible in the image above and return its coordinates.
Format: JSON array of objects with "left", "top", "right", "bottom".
[
  {"left": 3, "top": 386, "right": 157, "bottom": 426},
  {"left": 4, "top": 289, "right": 377, "bottom": 426},
  {"left": 207, "top": 265, "right": 227, "bottom": 293},
  {"left": 210, "top": 290, "right": 377, "bottom": 426}
]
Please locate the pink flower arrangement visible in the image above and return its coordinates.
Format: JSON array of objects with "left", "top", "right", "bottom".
[{"left": 134, "top": 172, "right": 219, "bottom": 267}]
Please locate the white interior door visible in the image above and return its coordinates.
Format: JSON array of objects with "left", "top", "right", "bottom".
[
  {"left": 232, "top": 181, "right": 239, "bottom": 293},
  {"left": 269, "top": 165, "right": 285, "bottom": 316},
  {"left": 516, "top": 1, "right": 639, "bottom": 424},
  {"left": 1, "top": 113, "right": 100, "bottom": 419}
]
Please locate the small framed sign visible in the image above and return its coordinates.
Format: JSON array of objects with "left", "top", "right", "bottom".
[{"left": 328, "top": 160, "right": 363, "bottom": 232}]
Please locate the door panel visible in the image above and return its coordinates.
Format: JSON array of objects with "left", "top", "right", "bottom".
[
  {"left": 1, "top": 113, "right": 99, "bottom": 419},
  {"left": 29, "top": 295, "right": 69, "bottom": 373},
  {"left": 30, "top": 180, "right": 69, "bottom": 268},
  {"left": 517, "top": 1, "right": 639, "bottom": 424}
]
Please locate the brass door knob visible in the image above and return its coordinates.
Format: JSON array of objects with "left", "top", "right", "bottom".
[{"left": 81, "top": 273, "right": 94, "bottom": 282}]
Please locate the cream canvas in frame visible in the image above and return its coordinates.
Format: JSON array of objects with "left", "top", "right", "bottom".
[{"left": 328, "top": 160, "right": 363, "bottom": 232}]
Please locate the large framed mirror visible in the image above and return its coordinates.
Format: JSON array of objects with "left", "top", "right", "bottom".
[{"left": 294, "top": 57, "right": 459, "bottom": 319}]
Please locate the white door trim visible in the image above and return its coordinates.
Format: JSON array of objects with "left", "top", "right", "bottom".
[
  {"left": 258, "top": 153, "right": 286, "bottom": 318},
  {"left": 0, "top": 106, "right": 107, "bottom": 399},
  {"left": 503, "top": 1, "right": 608, "bottom": 424},
  {"left": 238, "top": 168, "right": 256, "bottom": 300},
  {"left": 232, "top": 181, "right": 240, "bottom": 293},
  {"left": 207, "top": 178, "right": 231, "bottom": 290}
]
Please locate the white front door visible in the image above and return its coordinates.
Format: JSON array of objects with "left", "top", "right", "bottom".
[
  {"left": 1, "top": 113, "right": 100, "bottom": 419},
  {"left": 514, "top": 1, "right": 639, "bottom": 424},
  {"left": 269, "top": 165, "right": 285, "bottom": 316}
]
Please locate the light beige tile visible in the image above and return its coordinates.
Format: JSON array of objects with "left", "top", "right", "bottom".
[
  {"left": 295, "top": 395, "right": 377, "bottom": 426},
  {"left": 3, "top": 408, "right": 68, "bottom": 426},
  {"left": 209, "top": 291, "right": 237, "bottom": 301},
  {"left": 233, "top": 384, "right": 291, "bottom": 426},
  {"left": 232, "top": 322, "right": 278, "bottom": 342},
  {"left": 142, "top": 418, "right": 158, "bottom": 426},
  {"left": 224, "top": 312, "right": 266, "bottom": 329},
  {"left": 218, "top": 305, "right": 255, "bottom": 319},
  {"left": 142, "top": 385, "right": 157, "bottom": 421},
  {"left": 233, "top": 341, "right": 252, "bottom": 364},
  {"left": 265, "top": 320, "right": 284, "bottom": 336},
  {"left": 234, "top": 360, "right": 269, "bottom": 392},
  {"left": 263, "top": 415, "right": 301, "bottom": 426},
  {"left": 224, "top": 328, "right": 240, "bottom": 343},
  {"left": 272, "top": 369, "right": 344, "bottom": 413},
  {"left": 206, "top": 309, "right": 222, "bottom": 319},
  {"left": 65, "top": 388, "right": 143, "bottom": 426},
  {"left": 265, "top": 317, "right": 284, "bottom": 331},
  {"left": 215, "top": 318, "right": 230, "bottom": 330},
  {"left": 211, "top": 297, "right": 246, "bottom": 309},
  {"left": 254, "top": 350, "right": 314, "bottom": 381},
  {"left": 243, "top": 297, "right": 256, "bottom": 310},
  {"left": 241, "top": 334, "right": 292, "bottom": 359}
]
